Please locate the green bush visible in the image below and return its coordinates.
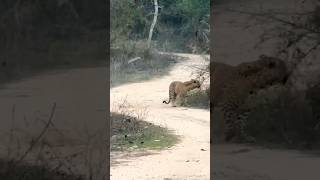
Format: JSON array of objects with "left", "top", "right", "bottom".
[
  {"left": 183, "top": 88, "right": 210, "bottom": 109},
  {"left": 111, "top": 0, "right": 210, "bottom": 53},
  {"left": 228, "top": 85, "right": 320, "bottom": 148}
]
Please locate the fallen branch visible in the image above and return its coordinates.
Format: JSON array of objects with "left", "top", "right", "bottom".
[
  {"left": 128, "top": 57, "right": 142, "bottom": 64},
  {"left": 16, "top": 102, "right": 57, "bottom": 163}
]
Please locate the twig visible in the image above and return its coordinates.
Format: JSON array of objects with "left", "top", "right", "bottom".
[
  {"left": 16, "top": 102, "right": 57, "bottom": 163},
  {"left": 224, "top": 8, "right": 320, "bottom": 34},
  {"left": 302, "top": 41, "right": 320, "bottom": 59}
]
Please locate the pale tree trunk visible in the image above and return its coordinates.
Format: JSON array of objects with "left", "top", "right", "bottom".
[{"left": 147, "top": 0, "right": 158, "bottom": 49}]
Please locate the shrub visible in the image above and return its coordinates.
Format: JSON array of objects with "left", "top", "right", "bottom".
[{"left": 229, "top": 85, "right": 320, "bottom": 148}]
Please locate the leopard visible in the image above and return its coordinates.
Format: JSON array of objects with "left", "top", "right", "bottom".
[
  {"left": 212, "top": 55, "right": 290, "bottom": 142},
  {"left": 163, "top": 79, "right": 201, "bottom": 107}
]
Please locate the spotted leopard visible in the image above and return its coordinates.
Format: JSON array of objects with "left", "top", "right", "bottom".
[
  {"left": 212, "top": 55, "right": 290, "bottom": 141},
  {"left": 163, "top": 79, "right": 201, "bottom": 107}
]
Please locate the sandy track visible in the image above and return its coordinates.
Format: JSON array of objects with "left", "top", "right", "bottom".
[
  {"left": 110, "top": 53, "right": 210, "bottom": 180},
  {"left": 213, "top": 143, "right": 320, "bottom": 180},
  {"left": 0, "top": 67, "right": 107, "bottom": 135},
  {"left": 0, "top": 67, "right": 108, "bottom": 179}
]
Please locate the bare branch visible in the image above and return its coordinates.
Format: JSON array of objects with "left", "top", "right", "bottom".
[
  {"left": 16, "top": 102, "right": 57, "bottom": 163},
  {"left": 224, "top": 8, "right": 320, "bottom": 34}
]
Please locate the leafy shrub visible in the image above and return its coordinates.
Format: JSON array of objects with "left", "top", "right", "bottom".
[
  {"left": 229, "top": 85, "right": 320, "bottom": 148},
  {"left": 183, "top": 88, "right": 210, "bottom": 109}
]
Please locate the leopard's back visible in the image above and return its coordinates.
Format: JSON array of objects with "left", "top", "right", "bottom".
[{"left": 212, "top": 55, "right": 290, "bottom": 141}]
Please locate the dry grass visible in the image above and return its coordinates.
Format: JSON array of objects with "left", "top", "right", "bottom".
[
  {"left": 110, "top": 97, "right": 179, "bottom": 151},
  {"left": 0, "top": 103, "right": 107, "bottom": 180}
]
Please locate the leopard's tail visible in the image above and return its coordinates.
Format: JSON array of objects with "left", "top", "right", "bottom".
[
  {"left": 163, "top": 99, "right": 170, "bottom": 104},
  {"left": 163, "top": 86, "right": 175, "bottom": 104},
  {"left": 163, "top": 94, "right": 171, "bottom": 104}
]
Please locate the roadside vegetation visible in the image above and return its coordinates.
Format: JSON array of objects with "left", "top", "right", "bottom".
[
  {"left": 0, "top": 103, "right": 106, "bottom": 180},
  {"left": 0, "top": 0, "right": 105, "bottom": 85},
  {"left": 111, "top": 98, "right": 179, "bottom": 151},
  {"left": 0, "top": 159, "right": 83, "bottom": 180},
  {"left": 110, "top": 42, "right": 177, "bottom": 87},
  {"left": 183, "top": 61, "right": 210, "bottom": 109}
]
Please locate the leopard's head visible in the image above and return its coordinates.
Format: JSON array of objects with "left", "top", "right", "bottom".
[
  {"left": 237, "top": 55, "right": 289, "bottom": 89},
  {"left": 191, "top": 79, "right": 201, "bottom": 88}
]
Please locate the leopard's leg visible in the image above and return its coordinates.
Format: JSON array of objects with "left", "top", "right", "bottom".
[
  {"left": 174, "top": 94, "right": 181, "bottom": 106},
  {"left": 222, "top": 100, "right": 241, "bottom": 141},
  {"left": 171, "top": 94, "right": 177, "bottom": 107},
  {"left": 224, "top": 106, "right": 251, "bottom": 142},
  {"left": 175, "top": 93, "right": 186, "bottom": 106},
  {"left": 178, "top": 90, "right": 187, "bottom": 106},
  {"left": 180, "top": 94, "right": 187, "bottom": 106}
]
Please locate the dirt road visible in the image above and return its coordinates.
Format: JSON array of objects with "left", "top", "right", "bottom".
[
  {"left": 213, "top": 143, "right": 320, "bottom": 180},
  {"left": 110, "top": 53, "right": 210, "bottom": 180},
  {"left": 0, "top": 67, "right": 108, "bottom": 179}
]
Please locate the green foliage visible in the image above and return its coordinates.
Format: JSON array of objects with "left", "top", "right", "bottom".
[
  {"left": 0, "top": 0, "right": 106, "bottom": 85},
  {"left": 176, "top": 0, "right": 210, "bottom": 19},
  {"left": 183, "top": 88, "right": 210, "bottom": 109},
  {"left": 111, "top": 0, "right": 210, "bottom": 52},
  {"left": 111, "top": 0, "right": 149, "bottom": 44},
  {"left": 230, "top": 85, "right": 320, "bottom": 148}
]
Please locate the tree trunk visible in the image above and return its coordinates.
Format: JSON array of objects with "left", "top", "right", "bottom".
[{"left": 147, "top": 0, "right": 158, "bottom": 49}]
